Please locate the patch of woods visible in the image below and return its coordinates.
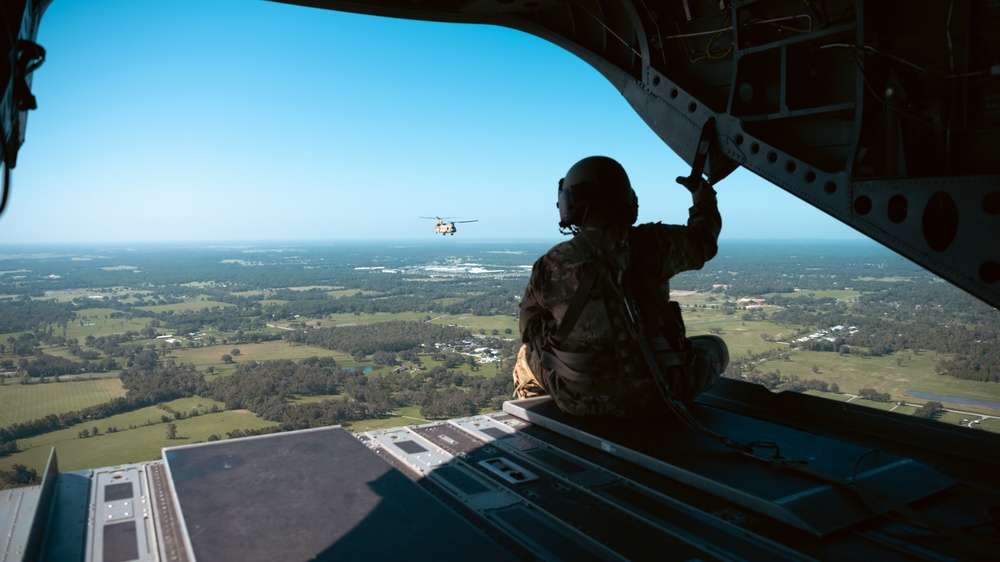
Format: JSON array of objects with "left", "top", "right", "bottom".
[
  {"left": 0, "top": 464, "right": 39, "bottom": 488},
  {"left": 0, "top": 297, "right": 75, "bottom": 334},
  {"left": 1, "top": 350, "right": 119, "bottom": 381},
  {"left": 205, "top": 357, "right": 512, "bottom": 430},
  {"left": 913, "top": 401, "right": 944, "bottom": 418}
]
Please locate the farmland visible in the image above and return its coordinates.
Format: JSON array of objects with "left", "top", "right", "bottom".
[
  {"left": 2, "top": 239, "right": 1000, "bottom": 483},
  {"left": 0, "top": 378, "right": 126, "bottom": 427}
]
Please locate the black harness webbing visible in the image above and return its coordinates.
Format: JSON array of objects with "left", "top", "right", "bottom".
[{"left": 551, "top": 271, "right": 596, "bottom": 344}]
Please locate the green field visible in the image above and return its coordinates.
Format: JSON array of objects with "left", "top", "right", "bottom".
[
  {"left": 1, "top": 395, "right": 500, "bottom": 474},
  {"left": 431, "top": 314, "right": 518, "bottom": 335},
  {"left": 979, "top": 418, "right": 1000, "bottom": 431},
  {"left": 340, "top": 404, "right": 433, "bottom": 432},
  {"left": 0, "top": 396, "right": 277, "bottom": 473},
  {"left": 855, "top": 277, "right": 913, "bottom": 283},
  {"left": 7, "top": 275, "right": 1000, "bottom": 482},
  {"left": 0, "top": 378, "right": 126, "bottom": 427},
  {"left": 339, "top": 403, "right": 503, "bottom": 433},
  {"left": 289, "top": 394, "right": 342, "bottom": 404},
  {"left": 167, "top": 340, "right": 349, "bottom": 368},
  {"left": 274, "top": 311, "right": 427, "bottom": 328},
  {"left": 326, "top": 289, "right": 378, "bottom": 298},
  {"left": 682, "top": 314, "right": 803, "bottom": 359},
  {"left": 770, "top": 349, "right": 1000, "bottom": 412},
  {"left": 278, "top": 311, "right": 519, "bottom": 335},
  {"left": 848, "top": 398, "right": 897, "bottom": 411},
  {"left": 64, "top": 308, "right": 151, "bottom": 339},
  {"left": 137, "top": 300, "right": 234, "bottom": 313},
  {"left": 763, "top": 289, "right": 863, "bottom": 300},
  {"left": 803, "top": 390, "right": 853, "bottom": 402}
]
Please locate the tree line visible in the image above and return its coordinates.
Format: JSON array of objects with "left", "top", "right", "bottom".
[
  {"left": 201, "top": 357, "right": 514, "bottom": 429},
  {"left": 0, "top": 296, "right": 76, "bottom": 334},
  {"left": 284, "top": 321, "right": 472, "bottom": 357}
]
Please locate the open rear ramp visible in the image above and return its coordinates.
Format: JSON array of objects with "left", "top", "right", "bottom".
[{"left": 7, "top": 380, "right": 1000, "bottom": 561}]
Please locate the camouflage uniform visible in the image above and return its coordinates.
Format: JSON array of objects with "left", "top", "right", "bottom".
[{"left": 514, "top": 184, "right": 727, "bottom": 417}]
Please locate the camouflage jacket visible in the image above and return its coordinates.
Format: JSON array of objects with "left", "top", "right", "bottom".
[{"left": 519, "top": 185, "right": 721, "bottom": 416}]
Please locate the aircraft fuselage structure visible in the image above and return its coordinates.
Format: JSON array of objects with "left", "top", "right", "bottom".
[{"left": 273, "top": 0, "right": 1000, "bottom": 310}]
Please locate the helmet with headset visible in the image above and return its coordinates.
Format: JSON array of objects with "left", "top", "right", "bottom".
[{"left": 557, "top": 156, "right": 638, "bottom": 230}]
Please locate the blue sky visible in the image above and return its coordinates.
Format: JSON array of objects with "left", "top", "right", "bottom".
[{"left": 0, "top": 0, "right": 863, "bottom": 244}]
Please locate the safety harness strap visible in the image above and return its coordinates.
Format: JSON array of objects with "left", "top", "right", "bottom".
[{"left": 551, "top": 271, "right": 597, "bottom": 344}]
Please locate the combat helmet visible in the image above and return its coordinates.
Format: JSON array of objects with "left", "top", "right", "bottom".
[{"left": 557, "top": 156, "right": 638, "bottom": 230}]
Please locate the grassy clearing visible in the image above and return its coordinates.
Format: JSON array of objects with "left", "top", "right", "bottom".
[
  {"left": 682, "top": 315, "right": 801, "bottom": 359},
  {"left": 0, "top": 378, "right": 126, "bottom": 427},
  {"left": 1, "top": 397, "right": 276, "bottom": 473},
  {"left": 341, "top": 404, "right": 433, "bottom": 432},
  {"left": 772, "top": 349, "right": 1000, "bottom": 410},
  {"left": 289, "top": 394, "right": 342, "bottom": 404},
  {"left": 166, "top": 340, "right": 348, "bottom": 368},
  {"left": 342, "top": 402, "right": 505, "bottom": 434},
  {"left": 934, "top": 411, "right": 973, "bottom": 426},
  {"left": 65, "top": 308, "right": 150, "bottom": 339},
  {"left": 763, "top": 289, "right": 863, "bottom": 300},
  {"left": 803, "top": 390, "right": 853, "bottom": 402},
  {"left": 40, "top": 287, "right": 136, "bottom": 303},
  {"left": 271, "top": 311, "right": 520, "bottom": 335},
  {"left": 760, "top": 348, "right": 1000, "bottom": 431},
  {"left": 326, "top": 289, "right": 378, "bottom": 298},
  {"left": 849, "top": 398, "right": 896, "bottom": 411},
  {"left": 979, "top": 418, "right": 1000, "bottom": 431},
  {"left": 137, "top": 300, "right": 233, "bottom": 313},
  {"left": 319, "top": 312, "right": 430, "bottom": 326},
  {"left": 431, "top": 314, "right": 518, "bottom": 335},
  {"left": 265, "top": 312, "right": 427, "bottom": 329},
  {"left": 855, "top": 277, "right": 913, "bottom": 283}
]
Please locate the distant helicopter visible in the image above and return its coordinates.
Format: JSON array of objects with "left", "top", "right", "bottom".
[{"left": 421, "top": 216, "right": 477, "bottom": 235}]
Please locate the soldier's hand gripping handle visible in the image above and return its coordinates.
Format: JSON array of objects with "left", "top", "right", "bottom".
[
  {"left": 676, "top": 117, "right": 717, "bottom": 194},
  {"left": 675, "top": 174, "right": 703, "bottom": 193},
  {"left": 676, "top": 162, "right": 715, "bottom": 206}
]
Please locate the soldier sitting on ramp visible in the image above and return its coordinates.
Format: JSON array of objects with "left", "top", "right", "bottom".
[{"left": 513, "top": 156, "right": 729, "bottom": 417}]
